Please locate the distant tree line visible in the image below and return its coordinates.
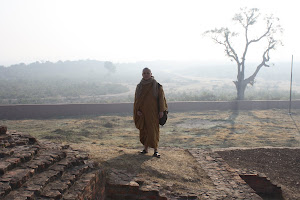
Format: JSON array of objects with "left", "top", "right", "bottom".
[
  {"left": 0, "top": 60, "right": 117, "bottom": 80},
  {"left": 0, "top": 79, "right": 129, "bottom": 104},
  {"left": 0, "top": 60, "right": 129, "bottom": 104}
]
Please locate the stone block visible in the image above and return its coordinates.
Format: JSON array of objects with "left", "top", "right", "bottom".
[
  {"left": 0, "top": 182, "right": 11, "bottom": 197},
  {"left": 41, "top": 188, "right": 62, "bottom": 199},
  {"left": 4, "top": 189, "right": 35, "bottom": 200},
  {"left": 0, "top": 126, "right": 7, "bottom": 135}
]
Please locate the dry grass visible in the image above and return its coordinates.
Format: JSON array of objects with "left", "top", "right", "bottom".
[
  {"left": 1, "top": 109, "right": 300, "bottom": 196},
  {"left": 2, "top": 109, "right": 300, "bottom": 149}
]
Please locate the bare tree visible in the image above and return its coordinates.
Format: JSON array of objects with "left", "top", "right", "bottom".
[{"left": 204, "top": 8, "right": 283, "bottom": 100}]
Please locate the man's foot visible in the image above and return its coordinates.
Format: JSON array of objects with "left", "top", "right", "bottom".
[
  {"left": 140, "top": 149, "right": 148, "bottom": 154},
  {"left": 153, "top": 152, "right": 160, "bottom": 158}
]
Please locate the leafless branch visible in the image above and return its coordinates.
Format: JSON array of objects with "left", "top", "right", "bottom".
[{"left": 244, "top": 39, "right": 276, "bottom": 85}]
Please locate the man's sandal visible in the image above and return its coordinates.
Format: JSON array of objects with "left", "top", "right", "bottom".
[
  {"left": 140, "top": 149, "right": 148, "bottom": 154},
  {"left": 153, "top": 152, "right": 160, "bottom": 158}
]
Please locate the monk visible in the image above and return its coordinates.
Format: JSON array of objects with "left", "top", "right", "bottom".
[{"left": 133, "top": 67, "right": 168, "bottom": 158}]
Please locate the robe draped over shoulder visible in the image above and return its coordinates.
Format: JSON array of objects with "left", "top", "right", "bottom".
[{"left": 133, "top": 80, "right": 167, "bottom": 149}]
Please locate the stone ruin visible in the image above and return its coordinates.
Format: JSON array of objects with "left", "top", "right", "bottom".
[
  {"left": 0, "top": 125, "right": 284, "bottom": 200},
  {"left": 0, "top": 126, "right": 170, "bottom": 200},
  {"left": 0, "top": 126, "right": 105, "bottom": 199}
]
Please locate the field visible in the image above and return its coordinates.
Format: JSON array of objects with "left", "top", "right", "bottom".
[
  {"left": 1, "top": 109, "right": 300, "bottom": 198},
  {"left": 2, "top": 109, "right": 300, "bottom": 148}
]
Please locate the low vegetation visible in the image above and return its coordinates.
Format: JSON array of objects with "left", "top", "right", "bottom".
[
  {"left": 1, "top": 78, "right": 299, "bottom": 104},
  {"left": 2, "top": 109, "right": 300, "bottom": 149},
  {"left": 1, "top": 60, "right": 299, "bottom": 104},
  {"left": 0, "top": 79, "right": 129, "bottom": 104}
]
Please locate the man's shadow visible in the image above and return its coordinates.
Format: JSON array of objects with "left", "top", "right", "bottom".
[
  {"left": 102, "top": 151, "right": 154, "bottom": 183},
  {"left": 228, "top": 109, "right": 239, "bottom": 134}
]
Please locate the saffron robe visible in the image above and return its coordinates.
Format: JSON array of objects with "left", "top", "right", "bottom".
[{"left": 133, "top": 82, "right": 168, "bottom": 149}]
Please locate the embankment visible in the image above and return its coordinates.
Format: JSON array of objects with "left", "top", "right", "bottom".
[{"left": 0, "top": 100, "right": 300, "bottom": 120}]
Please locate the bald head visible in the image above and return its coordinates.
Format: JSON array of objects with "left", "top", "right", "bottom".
[{"left": 142, "top": 67, "right": 152, "bottom": 80}]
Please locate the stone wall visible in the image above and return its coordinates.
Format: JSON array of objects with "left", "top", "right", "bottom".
[
  {"left": 1, "top": 100, "right": 300, "bottom": 119},
  {"left": 105, "top": 169, "right": 169, "bottom": 200}
]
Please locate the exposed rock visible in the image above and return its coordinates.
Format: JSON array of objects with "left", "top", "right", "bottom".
[{"left": 0, "top": 126, "right": 7, "bottom": 135}]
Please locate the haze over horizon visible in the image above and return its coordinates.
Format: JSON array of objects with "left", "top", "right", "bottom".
[{"left": 0, "top": 0, "right": 299, "bottom": 67}]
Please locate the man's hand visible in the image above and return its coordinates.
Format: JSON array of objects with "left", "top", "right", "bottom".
[
  {"left": 137, "top": 111, "right": 143, "bottom": 116},
  {"left": 159, "top": 112, "right": 163, "bottom": 119}
]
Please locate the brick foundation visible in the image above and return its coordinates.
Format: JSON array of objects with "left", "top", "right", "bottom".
[
  {"left": 0, "top": 130, "right": 106, "bottom": 200},
  {"left": 105, "top": 169, "right": 168, "bottom": 200},
  {"left": 106, "top": 184, "right": 167, "bottom": 200}
]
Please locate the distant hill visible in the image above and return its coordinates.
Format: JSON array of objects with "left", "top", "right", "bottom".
[
  {"left": 1, "top": 59, "right": 298, "bottom": 82},
  {"left": 0, "top": 60, "right": 132, "bottom": 104},
  {"left": 0, "top": 60, "right": 111, "bottom": 81}
]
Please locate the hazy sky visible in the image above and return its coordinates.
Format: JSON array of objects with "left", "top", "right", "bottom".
[{"left": 0, "top": 0, "right": 299, "bottom": 66}]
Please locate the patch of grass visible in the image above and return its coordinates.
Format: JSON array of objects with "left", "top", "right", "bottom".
[{"left": 103, "top": 122, "right": 114, "bottom": 128}]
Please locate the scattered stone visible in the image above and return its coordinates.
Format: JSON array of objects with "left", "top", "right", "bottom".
[{"left": 0, "top": 126, "right": 7, "bottom": 135}]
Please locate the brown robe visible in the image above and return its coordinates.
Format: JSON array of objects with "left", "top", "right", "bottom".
[{"left": 133, "top": 80, "right": 167, "bottom": 149}]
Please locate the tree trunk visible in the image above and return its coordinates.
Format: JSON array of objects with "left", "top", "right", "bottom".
[{"left": 235, "top": 80, "right": 247, "bottom": 100}]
